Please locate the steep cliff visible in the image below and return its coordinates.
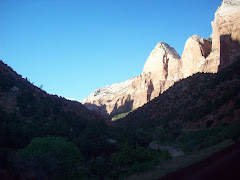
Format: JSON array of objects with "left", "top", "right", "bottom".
[
  {"left": 128, "top": 42, "right": 181, "bottom": 110},
  {"left": 204, "top": 0, "right": 240, "bottom": 72},
  {"left": 83, "top": 43, "right": 182, "bottom": 117},
  {"left": 83, "top": 0, "right": 240, "bottom": 118},
  {"left": 181, "top": 35, "right": 212, "bottom": 78}
]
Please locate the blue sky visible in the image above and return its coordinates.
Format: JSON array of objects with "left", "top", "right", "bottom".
[{"left": 0, "top": 0, "right": 222, "bottom": 102}]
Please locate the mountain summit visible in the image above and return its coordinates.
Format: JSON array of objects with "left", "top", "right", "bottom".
[{"left": 83, "top": 0, "right": 240, "bottom": 118}]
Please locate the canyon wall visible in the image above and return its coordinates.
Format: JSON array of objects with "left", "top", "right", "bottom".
[{"left": 83, "top": 0, "right": 240, "bottom": 118}]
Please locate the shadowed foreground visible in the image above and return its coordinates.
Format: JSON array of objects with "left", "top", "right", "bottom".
[{"left": 160, "top": 142, "right": 240, "bottom": 180}]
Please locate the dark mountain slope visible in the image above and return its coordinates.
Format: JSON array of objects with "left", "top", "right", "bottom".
[
  {"left": 116, "top": 58, "right": 240, "bottom": 131},
  {"left": 160, "top": 142, "right": 240, "bottom": 180},
  {"left": 0, "top": 60, "right": 101, "bottom": 119},
  {"left": 0, "top": 60, "right": 105, "bottom": 149}
]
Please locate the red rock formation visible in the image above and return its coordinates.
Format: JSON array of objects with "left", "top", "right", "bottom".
[
  {"left": 83, "top": 42, "right": 182, "bottom": 116},
  {"left": 129, "top": 42, "right": 181, "bottom": 110},
  {"left": 181, "top": 35, "right": 212, "bottom": 78},
  {"left": 83, "top": 0, "right": 240, "bottom": 118},
  {"left": 204, "top": 0, "right": 240, "bottom": 72}
]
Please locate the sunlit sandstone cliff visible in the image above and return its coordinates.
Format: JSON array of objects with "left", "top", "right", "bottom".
[
  {"left": 203, "top": 0, "right": 240, "bottom": 72},
  {"left": 83, "top": 0, "right": 240, "bottom": 118}
]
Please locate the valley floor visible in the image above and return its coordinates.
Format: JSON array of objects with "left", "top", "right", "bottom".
[
  {"left": 160, "top": 141, "right": 240, "bottom": 180},
  {"left": 127, "top": 140, "right": 238, "bottom": 180}
]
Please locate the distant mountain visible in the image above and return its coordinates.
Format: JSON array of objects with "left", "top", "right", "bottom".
[
  {"left": 83, "top": 78, "right": 135, "bottom": 117},
  {"left": 83, "top": 0, "right": 240, "bottom": 118},
  {"left": 0, "top": 60, "right": 104, "bottom": 148}
]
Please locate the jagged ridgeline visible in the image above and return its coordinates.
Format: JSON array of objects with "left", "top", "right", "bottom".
[{"left": 83, "top": 0, "right": 240, "bottom": 118}]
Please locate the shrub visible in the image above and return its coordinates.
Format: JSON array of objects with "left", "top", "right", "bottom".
[
  {"left": 159, "top": 149, "right": 172, "bottom": 161},
  {"left": 89, "top": 156, "right": 107, "bottom": 177},
  {"left": 112, "top": 143, "right": 156, "bottom": 166},
  {"left": 231, "top": 124, "right": 240, "bottom": 142},
  {"left": 14, "top": 136, "right": 84, "bottom": 179},
  {"left": 179, "top": 126, "right": 236, "bottom": 153},
  {"left": 127, "top": 160, "right": 158, "bottom": 175}
]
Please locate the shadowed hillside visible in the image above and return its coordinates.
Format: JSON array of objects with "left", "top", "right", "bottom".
[
  {"left": 116, "top": 58, "right": 240, "bottom": 132},
  {"left": 1, "top": 58, "right": 240, "bottom": 180},
  {"left": 0, "top": 60, "right": 107, "bottom": 149},
  {"left": 0, "top": 61, "right": 163, "bottom": 179}
]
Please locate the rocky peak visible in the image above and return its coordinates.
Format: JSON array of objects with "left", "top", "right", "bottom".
[
  {"left": 181, "top": 34, "right": 212, "bottom": 78},
  {"left": 142, "top": 42, "right": 180, "bottom": 81},
  {"left": 217, "top": 0, "right": 240, "bottom": 15},
  {"left": 209, "top": 0, "right": 240, "bottom": 71},
  {"left": 212, "top": 0, "right": 240, "bottom": 51},
  {"left": 149, "top": 42, "right": 181, "bottom": 59},
  {"left": 191, "top": 34, "right": 208, "bottom": 43},
  {"left": 83, "top": 0, "right": 240, "bottom": 118}
]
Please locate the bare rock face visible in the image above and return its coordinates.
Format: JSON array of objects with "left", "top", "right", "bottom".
[
  {"left": 83, "top": 0, "right": 240, "bottom": 118},
  {"left": 208, "top": 0, "right": 240, "bottom": 71},
  {"left": 129, "top": 42, "right": 181, "bottom": 109},
  {"left": 184, "top": 0, "right": 240, "bottom": 74},
  {"left": 83, "top": 78, "right": 135, "bottom": 116},
  {"left": 212, "top": 0, "right": 240, "bottom": 51},
  {"left": 84, "top": 43, "right": 181, "bottom": 117},
  {"left": 181, "top": 35, "right": 212, "bottom": 78},
  {"left": 142, "top": 42, "right": 181, "bottom": 81}
]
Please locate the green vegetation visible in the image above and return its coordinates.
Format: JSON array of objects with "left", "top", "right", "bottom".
[
  {"left": 179, "top": 126, "right": 238, "bottom": 153},
  {"left": 112, "top": 110, "right": 134, "bottom": 121},
  {"left": 1, "top": 59, "right": 240, "bottom": 179},
  {"left": 109, "top": 142, "right": 159, "bottom": 178},
  {"left": 112, "top": 143, "right": 156, "bottom": 166},
  {"left": 126, "top": 140, "right": 233, "bottom": 180},
  {"left": 231, "top": 124, "right": 240, "bottom": 142},
  {"left": 205, "top": 37, "right": 212, "bottom": 42},
  {"left": 13, "top": 136, "right": 85, "bottom": 179}
]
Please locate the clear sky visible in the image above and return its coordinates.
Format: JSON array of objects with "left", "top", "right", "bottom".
[{"left": 0, "top": 0, "right": 222, "bottom": 102}]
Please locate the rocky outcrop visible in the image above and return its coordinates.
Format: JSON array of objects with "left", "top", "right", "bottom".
[
  {"left": 83, "top": 43, "right": 182, "bottom": 117},
  {"left": 212, "top": 0, "right": 240, "bottom": 51},
  {"left": 142, "top": 42, "right": 181, "bottom": 81},
  {"left": 83, "top": 0, "right": 240, "bottom": 118},
  {"left": 205, "top": 0, "right": 240, "bottom": 72},
  {"left": 181, "top": 35, "right": 212, "bottom": 78},
  {"left": 128, "top": 42, "right": 181, "bottom": 109},
  {"left": 83, "top": 36, "right": 213, "bottom": 117},
  {"left": 149, "top": 142, "right": 184, "bottom": 157},
  {"left": 83, "top": 78, "right": 135, "bottom": 116},
  {"left": 180, "top": 0, "right": 240, "bottom": 75}
]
